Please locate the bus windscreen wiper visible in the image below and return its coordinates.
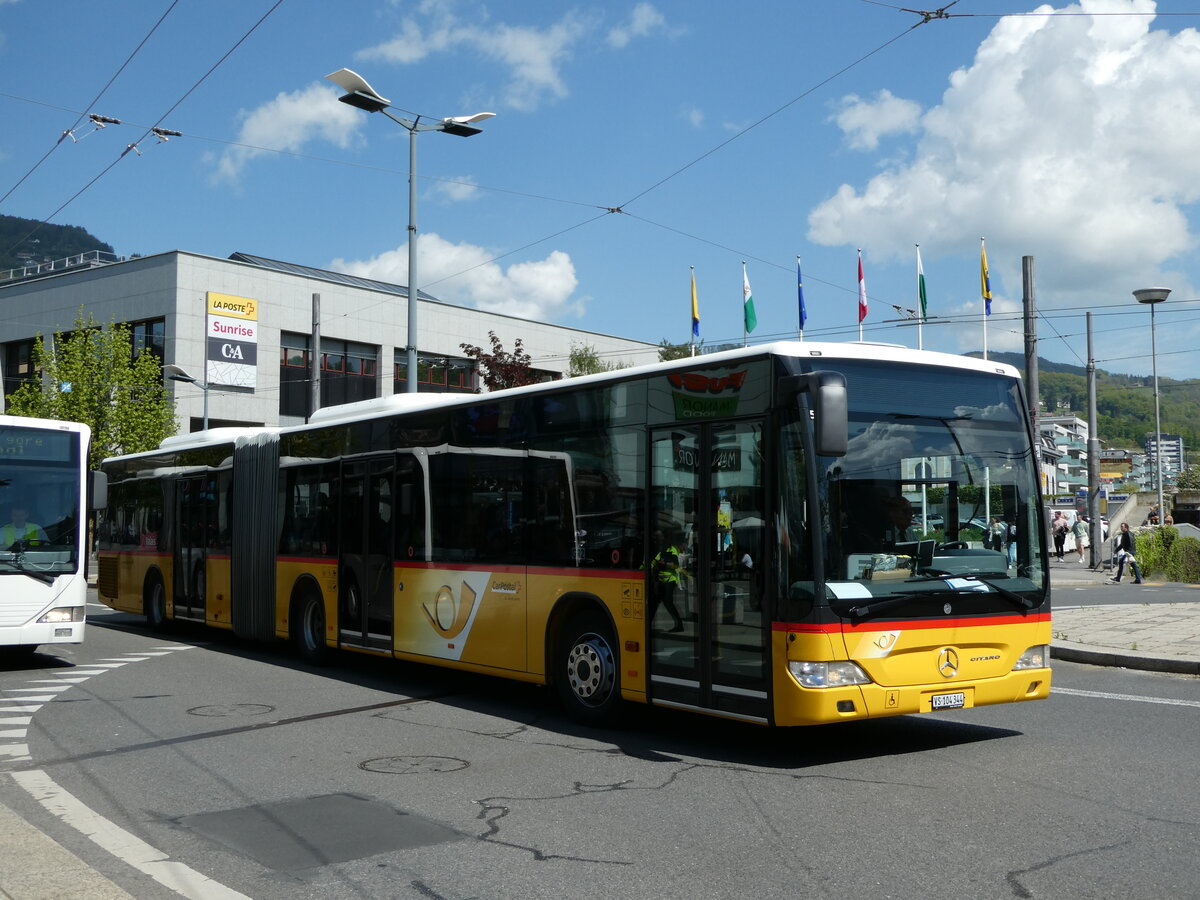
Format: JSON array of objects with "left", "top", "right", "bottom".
[
  {"left": 1, "top": 551, "right": 57, "bottom": 586},
  {"left": 970, "top": 576, "right": 1038, "bottom": 610},
  {"left": 835, "top": 581, "right": 1036, "bottom": 620}
]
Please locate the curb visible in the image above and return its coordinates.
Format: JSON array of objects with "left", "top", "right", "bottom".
[{"left": 1050, "top": 643, "right": 1200, "bottom": 675}]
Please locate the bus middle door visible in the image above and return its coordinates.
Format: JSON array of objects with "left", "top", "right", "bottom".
[
  {"left": 172, "top": 474, "right": 211, "bottom": 621},
  {"left": 649, "top": 422, "right": 769, "bottom": 723},
  {"left": 338, "top": 458, "right": 395, "bottom": 652}
]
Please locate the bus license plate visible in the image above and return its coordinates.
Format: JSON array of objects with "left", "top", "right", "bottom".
[{"left": 932, "top": 692, "right": 966, "bottom": 710}]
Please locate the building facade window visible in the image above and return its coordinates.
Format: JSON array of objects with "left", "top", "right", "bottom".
[
  {"left": 280, "top": 333, "right": 378, "bottom": 418},
  {"left": 2, "top": 338, "right": 38, "bottom": 400},
  {"left": 394, "top": 352, "right": 478, "bottom": 394},
  {"left": 128, "top": 318, "right": 165, "bottom": 366}
]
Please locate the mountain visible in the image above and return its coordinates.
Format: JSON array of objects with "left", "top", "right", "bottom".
[
  {"left": 0, "top": 214, "right": 114, "bottom": 273},
  {"left": 968, "top": 350, "right": 1200, "bottom": 454}
]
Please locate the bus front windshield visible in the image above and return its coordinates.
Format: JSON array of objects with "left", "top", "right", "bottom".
[
  {"left": 0, "top": 426, "right": 83, "bottom": 579},
  {"left": 818, "top": 363, "right": 1045, "bottom": 604}
]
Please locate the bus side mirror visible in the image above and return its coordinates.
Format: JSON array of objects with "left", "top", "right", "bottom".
[
  {"left": 779, "top": 371, "right": 848, "bottom": 458},
  {"left": 90, "top": 471, "right": 108, "bottom": 511}
]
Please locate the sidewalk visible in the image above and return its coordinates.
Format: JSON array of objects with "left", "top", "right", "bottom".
[{"left": 1049, "top": 554, "right": 1200, "bottom": 675}]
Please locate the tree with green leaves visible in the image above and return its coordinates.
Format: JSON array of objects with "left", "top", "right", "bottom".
[
  {"left": 5, "top": 310, "right": 176, "bottom": 469},
  {"left": 460, "top": 331, "right": 540, "bottom": 391},
  {"left": 567, "top": 343, "right": 626, "bottom": 378},
  {"left": 657, "top": 339, "right": 693, "bottom": 361}
]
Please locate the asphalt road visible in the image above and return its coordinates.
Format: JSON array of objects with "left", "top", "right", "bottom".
[{"left": 2, "top": 597, "right": 1198, "bottom": 900}]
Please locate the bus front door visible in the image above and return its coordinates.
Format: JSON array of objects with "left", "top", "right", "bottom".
[
  {"left": 338, "top": 459, "right": 395, "bottom": 651},
  {"left": 172, "top": 475, "right": 211, "bottom": 621},
  {"left": 649, "top": 422, "right": 769, "bottom": 723}
]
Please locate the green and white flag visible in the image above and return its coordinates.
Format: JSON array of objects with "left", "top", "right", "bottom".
[
  {"left": 742, "top": 262, "right": 757, "bottom": 334},
  {"left": 916, "top": 245, "right": 927, "bottom": 320}
]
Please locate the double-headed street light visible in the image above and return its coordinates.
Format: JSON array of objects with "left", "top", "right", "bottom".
[
  {"left": 324, "top": 68, "right": 494, "bottom": 394},
  {"left": 163, "top": 364, "right": 210, "bottom": 431},
  {"left": 1133, "top": 287, "right": 1171, "bottom": 522}
]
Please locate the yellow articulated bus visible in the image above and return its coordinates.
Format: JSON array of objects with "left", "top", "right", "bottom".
[{"left": 97, "top": 342, "right": 1051, "bottom": 726}]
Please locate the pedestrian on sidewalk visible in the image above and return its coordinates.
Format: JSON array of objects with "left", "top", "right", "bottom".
[
  {"left": 1052, "top": 511, "right": 1069, "bottom": 561},
  {"left": 1106, "top": 522, "right": 1142, "bottom": 584},
  {"left": 1072, "top": 516, "right": 1089, "bottom": 564}
]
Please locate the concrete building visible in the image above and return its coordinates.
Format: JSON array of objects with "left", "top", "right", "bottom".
[
  {"left": 1, "top": 249, "right": 660, "bottom": 432},
  {"left": 1038, "top": 415, "right": 1090, "bottom": 496},
  {"left": 1144, "top": 432, "right": 1185, "bottom": 486}
]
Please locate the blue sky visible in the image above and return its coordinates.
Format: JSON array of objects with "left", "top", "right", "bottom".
[{"left": 4, "top": 0, "right": 1200, "bottom": 379}]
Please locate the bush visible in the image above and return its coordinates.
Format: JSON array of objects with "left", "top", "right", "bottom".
[
  {"left": 1165, "top": 536, "right": 1200, "bottom": 584},
  {"left": 1136, "top": 526, "right": 1182, "bottom": 580}
]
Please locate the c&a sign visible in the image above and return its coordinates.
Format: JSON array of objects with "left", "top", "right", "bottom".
[{"left": 205, "top": 292, "right": 259, "bottom": 390}]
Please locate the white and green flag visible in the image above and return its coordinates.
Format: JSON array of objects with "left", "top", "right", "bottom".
[{"left": 742, "top": 262, "right": 757, "bottom": 334}]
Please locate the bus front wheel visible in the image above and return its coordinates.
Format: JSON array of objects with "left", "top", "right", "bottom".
[
  {"left": 556, "top": 611, "right": 622, "bottom": 726},
  {"left": 145, "top": 575, "right": 168, "bottom": 632},
  {"left": 292, "top": 589, "right": 329, "bottom": 665}
]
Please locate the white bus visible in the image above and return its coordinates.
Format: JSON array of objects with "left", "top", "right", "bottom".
[{"left": 1, "top": 415, "right": 103, "bottom": 657}]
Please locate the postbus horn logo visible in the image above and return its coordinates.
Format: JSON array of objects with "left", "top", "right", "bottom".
[{"left": 422, "top": 581, "right": 477, "bottom": 639}]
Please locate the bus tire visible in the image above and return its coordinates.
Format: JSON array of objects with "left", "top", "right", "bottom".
[
  {"left": 291, "top": 588, "right": 329, "bottom": 665},
  {"left": 5, "top": 645, "right": 39, "bottom": 659},
  {"left": 144, "top": 574, "right": 168, "bottom": 632},
  {"left": 556, "top": 611, "right": 622, "bottom": 726}
]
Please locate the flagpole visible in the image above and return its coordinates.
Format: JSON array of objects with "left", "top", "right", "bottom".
[
  {"left": 741, "top": 261, "right": 747, "bottom": 347},
  {"left": 980, "top": 237, "right": 991, "bottom": 361},
  {"left": 857, "top": 249, "right": 866, "bottom": 341},
  {"left": 915, "top": 244, "right": 924, "bottom": 351},
  {"left": 796, "top": 255, "right": 806, "bottom": 341},
  {"left": 690, "top": 265, "right": 698, "bottom": 357}
]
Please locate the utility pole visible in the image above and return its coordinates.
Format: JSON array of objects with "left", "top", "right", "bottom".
[
  {"left": 1087, "top": 312, "right": 1102, "bottom": 568},
  {"left": 1022, "top": 257, "right": 1040, "bottom": 459},
  {"left": 309, "top": 293, "right": 321, "bottom": 422}
]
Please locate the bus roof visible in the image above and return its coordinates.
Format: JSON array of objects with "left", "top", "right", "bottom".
[{"left": 106, "top": 340, "right": 1022, "bottom": 463}]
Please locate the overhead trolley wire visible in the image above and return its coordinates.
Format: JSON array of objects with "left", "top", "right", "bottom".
[
  {"left": 2, "top": 0, "right": 287, "bottom": 260},
  {"left": 0, "top": 0, "right": 183, "bottom": 208}
]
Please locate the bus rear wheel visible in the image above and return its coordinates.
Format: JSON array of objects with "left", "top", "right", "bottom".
[
  {"left": 556, "top": 611, "right": 622, "bottom": 726},
  {"left": 292, "top": 589, "right": 329, "bottom": 665}
]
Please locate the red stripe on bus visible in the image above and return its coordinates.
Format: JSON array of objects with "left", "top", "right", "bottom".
[
  {"left": 772, "top": 611, "right": 1051, "bottom": 633},
  {"left": 274, "top": 557, "right": 641, "bottom": 579}
]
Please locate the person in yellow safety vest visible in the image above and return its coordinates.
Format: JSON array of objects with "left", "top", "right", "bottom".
[
  {"left": 651, "top": 528, "right": 685, "bottom": 633},
  {"left": 3, "top": 506, "right": 49, "bottom": 549}
]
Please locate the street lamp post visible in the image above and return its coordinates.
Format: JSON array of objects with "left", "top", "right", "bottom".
[
  {"left": 324, "top": 68, "right": 494, "bottom": 394},
  {"left": 163, "top": 364, "right": 210, "bottom": 431},
  {"left": 1133, "top": 287, "right": 1171, "bottom": 522}
]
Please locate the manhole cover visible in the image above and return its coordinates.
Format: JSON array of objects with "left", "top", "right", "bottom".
[
  {"left": 359, "top": 755, "right": 469, "bottom": 775},
  {"left": 179, "top": 793, "right": 461, "bottom": 870},
  {"left": 187, "top": 703, "right": 275, "bottom": 718}
]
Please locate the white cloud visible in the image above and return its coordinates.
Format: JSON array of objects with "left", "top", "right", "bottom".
[
  {"left": 212, "top": 83, "right": 363, "bottom": 183},
  {"left": 432, "top": 175, "right": 480, "bottom": 202},
  {"left": 330, "top": 233, "right": 581, "bottom": 321},
  {"left": 832, "top": 89, "right": 921, "bottom": 151},
  {"left": 808, "top": 0, "right": 1200, "bottom": 297},
  {"left": 681, "top": 105, "right": 704, "bottom": 128},
  {"left": 358, "top": 8, "right": 592, "bottom": 111},
  {"left": 608, "top": 3, "right": 668, "bottom": 49}
]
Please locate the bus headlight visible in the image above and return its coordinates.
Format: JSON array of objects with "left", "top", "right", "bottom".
[
  {"left": 1012, "top": 645, "right": 1050, "bottom": 670},
  {"left": 38, "top": 608, "right": 84, "bottom": 624},
  {"left": 788, "top": 660, "right": 871, "bottom": 688}
]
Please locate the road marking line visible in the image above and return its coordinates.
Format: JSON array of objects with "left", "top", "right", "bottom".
[
  {"left": 12, "top": 768, "right": 251, "bottom": 899},
  {"left": 1054, "top": 686, "right": 1200, "bottom": 709},
  {"left": 0, "top": 729, "right": 27, "bottom": 738},
  {"left": 0, "top": 695, "right": 57, "bottom": 703}
]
